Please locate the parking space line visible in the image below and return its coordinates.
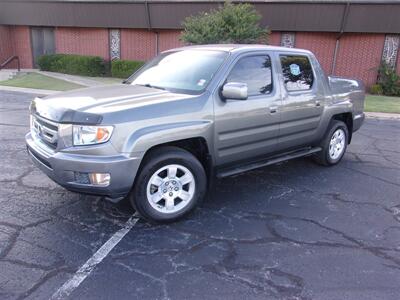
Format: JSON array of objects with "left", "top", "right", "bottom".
[{"left": 50, "top": 214, "right": 139, "bottom": 300}]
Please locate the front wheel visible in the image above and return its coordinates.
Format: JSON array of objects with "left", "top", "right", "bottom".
[
  {"left": 130, "top": 147, "right": 207, "bottom": 223},
  {"left": 313, "top": 120, "right": 349, "bottom": 166}
]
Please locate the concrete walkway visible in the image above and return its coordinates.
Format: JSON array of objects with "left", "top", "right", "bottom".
[
  {"left": 1, "top": 68, "right": 121, "bottom": 87},
  {"left": 36, "top": 70, "right": 107, "bottom": 87},
  {"left": 0, "top": 85, "right": 58, "bottom": 95}
]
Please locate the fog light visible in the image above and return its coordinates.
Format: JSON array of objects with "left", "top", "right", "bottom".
[{"left": 88, "top": 173, "right": 110, "bottom": 186}]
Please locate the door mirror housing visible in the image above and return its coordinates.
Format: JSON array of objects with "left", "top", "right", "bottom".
[{"left": 221, "top": 82, "right": 248, "bottom": 100}]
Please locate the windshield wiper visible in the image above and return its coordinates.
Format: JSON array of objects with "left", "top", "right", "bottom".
[{"left": 136, "top": 83, "right": 166, "bottom": 90}]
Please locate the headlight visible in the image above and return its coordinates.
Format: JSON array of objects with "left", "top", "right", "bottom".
[{"left": 72, "top": 125, "right": 113, "bottom": 146}]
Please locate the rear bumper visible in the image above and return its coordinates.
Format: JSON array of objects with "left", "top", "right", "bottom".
[
  {"left": 353, "top": 112, "right": 365, "bottom": 132},
  {"left": 26, "top": 132, "right": 142, "bottom": 200}
]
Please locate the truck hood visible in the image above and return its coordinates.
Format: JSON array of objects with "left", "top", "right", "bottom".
[{"left": 30, "top": 84, "right": 195, "bottom": 124}]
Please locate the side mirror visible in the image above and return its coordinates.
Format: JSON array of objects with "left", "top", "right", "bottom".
[{"left": 221, "top": 82, "right": 248, "bottom": 100}]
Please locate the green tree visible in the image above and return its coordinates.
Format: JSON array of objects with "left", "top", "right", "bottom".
[{"left": 181, "top": 2, "right": 269, "bottom": 45}]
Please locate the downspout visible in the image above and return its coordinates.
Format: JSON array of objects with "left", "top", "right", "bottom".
[
  {"left": 155, "top": 31, "right": 159, "bottom": 55},
  {"left": 144, "top": 0, "right": 159, "bottom": 56},
  {"left": 331, "top": 2, "right": 350, "bottom": 75}
]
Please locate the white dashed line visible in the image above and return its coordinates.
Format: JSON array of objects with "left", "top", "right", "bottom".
[{"left": 50, "top": 214, "right": 139, "bottom": 300}]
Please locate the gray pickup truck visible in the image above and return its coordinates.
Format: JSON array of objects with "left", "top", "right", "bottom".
[{"left": 26, "top": 45, "right": 365, "bottom": 222}]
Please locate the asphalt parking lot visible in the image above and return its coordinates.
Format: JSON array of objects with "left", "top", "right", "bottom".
[{"left": 0, "top": 90, "right": 399, "bottom": 300}]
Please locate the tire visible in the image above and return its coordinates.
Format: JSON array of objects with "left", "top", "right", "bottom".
[
  {"left": 313, "top": 120, "right": 349, "bottom": 166},
  {"left": 130, "top": 146, "right": 207, "bottom": 223}
]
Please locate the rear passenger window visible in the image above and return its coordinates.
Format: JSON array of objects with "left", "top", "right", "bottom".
[
  {"left": 226, "top": 55, "right": 273, "bottom": 96},
  {"left": 280, "top": 55, "right": 314, "bottom": 91}
]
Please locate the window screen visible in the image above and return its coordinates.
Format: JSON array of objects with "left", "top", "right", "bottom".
[
  {"left": 227, "top": 55, "right": 273, "bottom": 96},
  {"left": 280, "top": 55, "right": 314, "bottom": 91}
]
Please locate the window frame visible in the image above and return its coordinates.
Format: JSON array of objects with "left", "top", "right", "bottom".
[
  {"left": 223, "top": 53, "right": 275, "bottom": 99},
  {"left": 278, "top": 53, "right": 317, "bottom": 94}
]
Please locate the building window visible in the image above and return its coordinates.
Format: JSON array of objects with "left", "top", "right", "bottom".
[
  {"left": 281, "top": 32, "right": 295, "bottom": 48},
  {"left": 109, "top": 29, "right": 121, "bottom": 60},
  {"left": 382, "top": 35, "right": 400, "bottom": 69}
]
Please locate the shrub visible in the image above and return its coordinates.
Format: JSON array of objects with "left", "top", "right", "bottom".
[
  {"left": 369, "top": 84, "right": 383, "bottom": 95},
  {"left": 37, "top": 54, "right": 106, "bottom": 77},
  {"left": 377, "top": 62, "right": 400, "bottom": 96},
  {"left": 181, "top": 2, "right": 269, "bottom": 44},
  {"left": 111, "top": 60, "right": 145, "bottom": 78}
]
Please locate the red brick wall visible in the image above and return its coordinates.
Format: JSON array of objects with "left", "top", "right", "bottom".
[
  {"left": 334, "top": 33, "right": 385, "bottom": 87},
  {"left": 268, "top": 31, "right": 281, "bottom": 46},
  {"left": 0, "top": 26, "right": 14, "bottom": 67},
  {"left": 158, "top": 30, "right": 184, "bottom": 52},
  {"left": 295, "top": 32, "right": 337, "bottom": 75},
  {"left": 11, "top": 26, "right": 33, "bottom": 68},
  {"left": 121, "top": 29, "right": 156, "bottom": 61},
  {"left": 55, "top": 27, "right": 109, "bottom": 60},
  {"left": 0, "top": 25, "right": 393, "bottom": 86}
]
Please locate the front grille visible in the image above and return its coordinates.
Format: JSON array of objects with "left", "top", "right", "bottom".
[{"left": 31, "top": 114, "right": 59, "bottom": 149}]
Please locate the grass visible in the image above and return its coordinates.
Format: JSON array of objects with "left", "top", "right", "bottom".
[
  {"left": 365, "top": 94, "right": 400, "bottom": 114},
  {"left": 0, "top": 72, "right": 84, "bottom": 91}
]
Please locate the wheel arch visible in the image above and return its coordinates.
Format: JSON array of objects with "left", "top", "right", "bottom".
[{"left": 332, "top": 112, "right": 353, "bottom": 144}]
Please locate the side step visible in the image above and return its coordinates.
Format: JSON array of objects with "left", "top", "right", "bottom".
[{"left": 216, "top": 147, "right": 322, "bottom": 178}]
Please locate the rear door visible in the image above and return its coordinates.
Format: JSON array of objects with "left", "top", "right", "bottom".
[
  {"left": 213, "top": 52, "right": 282, "bottom": 166},
  {"left": 275, "top": 53, "right": 324, "bottom": 151}
]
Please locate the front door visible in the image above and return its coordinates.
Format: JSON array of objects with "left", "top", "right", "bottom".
[
  {"left": 31, "top": 27, "right": 55, "bottom": 67},
  {"left": 214, "top": 53, "right": 282, "bottom": 166}
]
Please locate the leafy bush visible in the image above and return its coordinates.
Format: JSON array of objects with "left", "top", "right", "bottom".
[
  {"left": 181, "top": 2, "right": 269, "bottom": 44},
  {"left": 377, "top": 62, "right": 400, "bottom": 96},
  {"left": 111, "top": 60, "right": 145, "bottom": 78},
  {"left": 37, "top": 54, "right": 106, "bottom": 77},
  {"left": 369, "top": 84, "right": 383, "bottom": 95}
]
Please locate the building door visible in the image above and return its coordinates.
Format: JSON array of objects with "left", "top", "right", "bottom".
[{"left": 31, "top": 27, "right": 55, "bottom": 67}]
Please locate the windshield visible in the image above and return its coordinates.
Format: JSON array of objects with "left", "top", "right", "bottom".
[{"left": 128, "top": 50, "right": 228, "bottom": 94}]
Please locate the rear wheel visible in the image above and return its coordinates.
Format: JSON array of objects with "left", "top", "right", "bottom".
[
  {"left": 313, "top": 120, "right": 349, "bottom": 166},
  {"left": 130, "top": 147, "right": 207, "bottom": 223}
]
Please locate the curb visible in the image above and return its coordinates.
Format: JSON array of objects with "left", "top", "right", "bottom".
[{"left": 365, "top": 112, "right": 400, "bottom": 119}]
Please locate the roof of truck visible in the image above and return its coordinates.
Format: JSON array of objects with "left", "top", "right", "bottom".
[{"left": 165, "top": 44, "right": 312, "bottom": 54}]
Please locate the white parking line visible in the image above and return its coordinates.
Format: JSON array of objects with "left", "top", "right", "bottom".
[{"left": 50, "top": 214, "right": 139, "bottom": 300}]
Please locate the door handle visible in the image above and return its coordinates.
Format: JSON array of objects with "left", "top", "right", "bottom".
[
  {"left": 270, "top": 106, "right": 278, "bottom": 114},
  {"left": 315, "top": 100, "right": 321, "bottom": 107}
]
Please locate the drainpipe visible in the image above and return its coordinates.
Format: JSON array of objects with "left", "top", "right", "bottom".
[
  {"left": 144, "top": 1, "right": 159, "bottom": 56},
  {"left": 155, "top": 31, "right": 159, "bottom": 55},
  {"left": 331, "top": 2, "right": 350, "bottom": 75}
]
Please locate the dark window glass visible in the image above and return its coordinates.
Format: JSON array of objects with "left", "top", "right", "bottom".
[
  {"left": 227, "top": 56, "right": 273, "bottom": 96},
  {"left": 280, "top": 55, "right": 314, "bottom": 91}
]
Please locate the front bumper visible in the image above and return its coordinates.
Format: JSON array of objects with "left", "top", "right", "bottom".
[{"left": 26, "top": 132, "right": 142, "bottom": 200}]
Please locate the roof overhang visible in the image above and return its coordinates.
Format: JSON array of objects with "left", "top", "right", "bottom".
[{"left": 0, "top": 0, "right": 399, "bottom": 33}]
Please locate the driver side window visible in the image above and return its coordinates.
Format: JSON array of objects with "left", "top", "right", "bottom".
[{"left": 226, "top": 55, "right": 273, "bottom": 96}]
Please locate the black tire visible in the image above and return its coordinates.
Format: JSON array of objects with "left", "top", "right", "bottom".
[
  {"left": 313, "top": 120, "right": 349, "bottom": 166},
  {"left": 130, "top": 146, "right": 207, "bottom": 223}
]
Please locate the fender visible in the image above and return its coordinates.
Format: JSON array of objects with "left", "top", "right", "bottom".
[{"left": 121, "top": 120, "right": 214, "bottom": 156}]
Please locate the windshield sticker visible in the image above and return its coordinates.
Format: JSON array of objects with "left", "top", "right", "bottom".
[
  {"left": 289, "top": 64, "right": 301, "bottom": 76},
  {"left": 197, "top": 79, "right": 206, "bottom": 86}
]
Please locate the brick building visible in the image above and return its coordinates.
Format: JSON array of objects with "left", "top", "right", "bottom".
[{"left": 0, "top": 0, "right": 399, "bottom": 87}]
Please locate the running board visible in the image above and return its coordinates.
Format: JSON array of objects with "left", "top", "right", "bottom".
[{"left": 216, "top": 147, "right": 322, "bottom": 178}]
